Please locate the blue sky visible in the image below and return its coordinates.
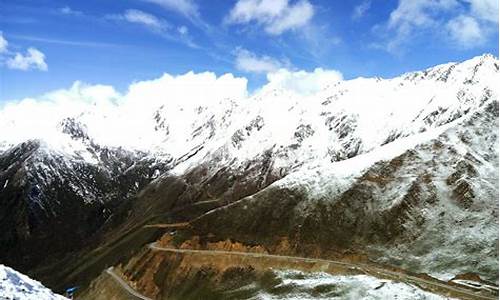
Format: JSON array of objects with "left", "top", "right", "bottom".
[{"left": 0, "top": 0, "right": 498, "bottom": 101}]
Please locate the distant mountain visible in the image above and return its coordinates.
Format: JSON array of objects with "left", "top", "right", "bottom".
[{"left": 0, "top": 54, "right": 497, "bottom": 287}]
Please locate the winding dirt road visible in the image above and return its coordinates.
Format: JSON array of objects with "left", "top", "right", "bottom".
[
  {"left": 105, "top": 267, "right": 152, "bottom": 300},
  {"left": 100, "top": 218, "right": 497, "bottom": 300},
  {"left": 147, "top": 243, "right": 497, "bottom": 300}
]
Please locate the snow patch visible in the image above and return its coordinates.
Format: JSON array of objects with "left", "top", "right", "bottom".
[
  {"left": 0, "top": 264, "right": 68, "bottom": 300},
  {"left": 254, "top": 270, "right": 455, "bottom": 300}
]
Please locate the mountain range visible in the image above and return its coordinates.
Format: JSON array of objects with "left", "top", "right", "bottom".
[{"left": 0, "top": 54, "right": 498, "bottom": 299}]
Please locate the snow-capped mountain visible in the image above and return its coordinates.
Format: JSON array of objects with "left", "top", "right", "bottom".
[
  {"left": 0, "top": 133, "right": 171, "bottom": 271},
  {"left": 1, "top": 54, "right": 496, "bottom": 171},
  {"left": 0, "top": 54, "right": 498, "bottom": 286},
  {"left": 191, "top": 97, "right": 498, "bottom": 281},
  {"left": 0, "top": 264, "right": 67, "bottom": 300}
]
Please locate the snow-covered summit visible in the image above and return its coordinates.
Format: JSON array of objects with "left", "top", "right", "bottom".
[
  {"left": 0, "top": 264, "right": 68, "bottom": 300},
  {"left": 0, "top": 54, "right": 497, "bottom": 174}
]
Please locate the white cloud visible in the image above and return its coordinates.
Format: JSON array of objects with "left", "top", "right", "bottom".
[
  {"left": 107, "top": 10, "right": 198, "bottom": 48},
  {"left": 6, "top": 48, "right": 48, "bottom": 71},
  {"left": 262, "top": 68, "right": 343, "bottom": 95},
  {"left": 124, "top": 72, "right": 248, "bottom": 110},
  {"left": 266, "top": 1, "right": 314, "bottom": 35},
  {"left": 226, "top": 0, "right": 315, "bottom": 35},
  {"left": 377, "top": 0, "right": 497, "bottom": 52},
  {"left": 178, "top": 25, "right": 188, "bottom": 35},
  {"left": 0, "top": 32, "right": 8, "bottom": 53},
  {"left": 0, "top": 82, "right": 122, "bottom": 151},
  {"left": 388, "top": 0, "right": 458, "bottom": 34},
  {"left": 141, "top": 0, "right": 199, "bottom": 18},
  {"left": 235, "top": 48, "right": 287, "bottom": 73},
  {"left": 380, "top": 0, "right": 459, "bottom": 53},
  {"left": 0, "top": 32, "right": 48, "bottom": 72},
  {"left": 446, "top": 15, "right": 485, "bottom": 47},
  {"left": 466, "top": 0, "right": 498, "bottom": 23},
  {"left": 228, "top": 0, "right": 288, "bottom": 23},
  {"left": 0, "top": 67, "right": 346, "bottom": 153},
  {"left": 352, "top": 0, "right": 371, "bottom": 20},
  {"left": 121, "top": 9, "right": 170, "bottom": 31},
  {"left": 59, "top": 6, "right": 83, "bottom": 16}
]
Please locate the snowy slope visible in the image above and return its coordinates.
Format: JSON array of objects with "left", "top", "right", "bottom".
[
  {"left": 0, "top": 265, "right": 67, "bottom": 300},
  {"left": 283, "top": 98, "right": 499, "bottom": 281},
  {"left": 157, "top": 53, "right": 499, "bottom": 176},
  {"left": 254, "top": 270, "right": 455, "bottom": 300},
  {"left": 0, "top": 54, "right": 497, "bottom": 174},
  {"left": 0, "top": 55, "right": 497, "bottom": 216},
  {"left": 189, "top": 97, "right": 498, "bottom": 281}
]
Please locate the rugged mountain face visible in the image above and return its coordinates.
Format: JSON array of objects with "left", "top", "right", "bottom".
[
  {"left": 189, "top": 99, "right": 499, "bottom": 282},
  {"left": 0, "top": 119, "right": 171, "bottom": 270},
  {"left": 0, "top": 54, "right": 498, "bottom": 292}
]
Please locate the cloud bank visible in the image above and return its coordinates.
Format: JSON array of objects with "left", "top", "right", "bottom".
[
  {"left": 263, "top": 68, "right": 343, "bottom": 95},
  {"left": 0, "top": 67, "right": 343, "bottom": 149}
]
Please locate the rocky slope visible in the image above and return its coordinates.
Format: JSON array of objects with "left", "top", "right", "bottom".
[
  {"left": 189, "top": 98, "right": 498, "bottom": 282},
  {"left": 0, "top": 119, "right": 171, "bottom": 271},
  {"left": 0, "top": 54, "right": 498, "bottom": 292},
  {"left": 80, "top": 256, "right": 458, "bottom": 300}
]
